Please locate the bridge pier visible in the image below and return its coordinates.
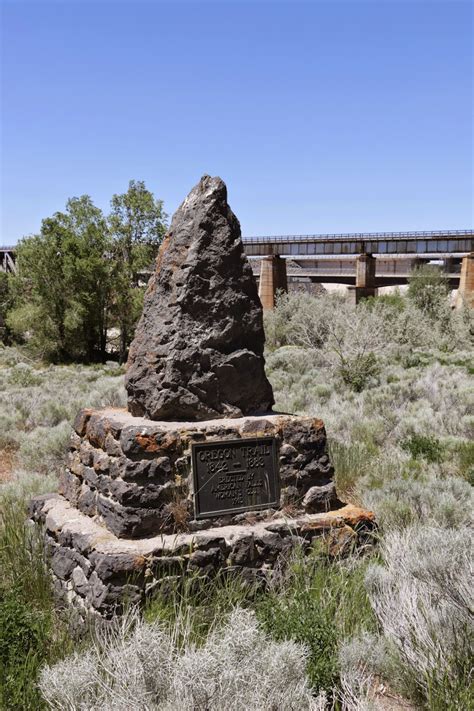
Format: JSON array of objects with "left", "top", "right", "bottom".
[
  {"left": 258, "top": 255, "right": 288, "bottom": 310},
  {"left": 455, "top": 252, "right": 474, "bottom": 309},
  {"left": 351, "top": 253, "right": 377, "bottom": 303}
]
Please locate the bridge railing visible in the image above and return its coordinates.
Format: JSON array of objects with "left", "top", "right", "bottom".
[{"left": 243, "top": 229, "right": 473, "bottom": 243}]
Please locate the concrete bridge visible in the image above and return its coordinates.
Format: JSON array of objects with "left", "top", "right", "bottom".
[
  {"left": 3, "top": 229, "right": 474, "bottom": 307},
  {"left": 242, "top": 229, "right": 474, "bottom": 308}
]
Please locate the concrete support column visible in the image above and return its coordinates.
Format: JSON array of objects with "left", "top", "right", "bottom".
[
  {"left": 444, "top": 257, "right": 456, "bottom": 275},
  {"left": 455, "top": 253, "right": 474, "bottom": 309},
  {"left": 353, "top": 253, "right": 377, "bottom": 302},
  {"left": 258, "top": 255, "right": 288, "bottom": 310}
]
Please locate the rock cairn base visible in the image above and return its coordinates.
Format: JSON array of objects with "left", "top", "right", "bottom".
[
  {"left": 30, "top": 407, "right": 375, "bottom": 620},
  {"left": 60, "top": 408, "right": 339, "bottom": 538},
  {"left": 30, "top": 495, "right": 374, "bottom": 620}
]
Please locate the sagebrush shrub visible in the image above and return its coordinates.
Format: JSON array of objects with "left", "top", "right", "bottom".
[
  {"left": 360, "top": 470, "right": 473, "bottom": 529},
  {"left": 365, "top": 525, "right": 473, "bottom": 708},
  {"left": 39, "top": 608, "right": 318, "bottom": 711}
]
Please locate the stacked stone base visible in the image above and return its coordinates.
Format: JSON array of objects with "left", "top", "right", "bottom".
[
  {"left": 32, "top": 407, "right": 375, "bottom": 620},
  {"left": 63, "top": 408, "right": 339, "bottom": 538},
  {"left": 30, "top": 494, "right": 375, "bottom": 619}
]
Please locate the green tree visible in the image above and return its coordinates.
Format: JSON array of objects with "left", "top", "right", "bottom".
[
  {"left": 108, "top": 180, "right": 167, "bottom": 360},
  {"left": 0, "top": 272, "right": 14, "bottom": 344},
  {"left": 60, "top": 196, "right": 112, "bottom": 362},
  {"left": 8, "top": 197, "right": 112, "bottom": 362},
  {"left": 407, "top": 264, "right": 450, "bottom": 319}
]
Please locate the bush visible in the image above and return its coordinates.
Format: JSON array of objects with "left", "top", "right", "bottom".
[
  {"left": 338, "top": 352, "right": 380, "bottom": 393},
  {"left": 257, "top": 551, "right": 377, "bottom": 696},
  {"left": 360, "top": 470, "right": 473, "bottom": 529},
  {"left": 39, "top": 608, "right": 319, "bottom": 710},
  {"left": 18, "top": 421, "right": 72, "bottom": 476},
  {"left": 401, "top": 433, "right": 444, "bottom": 463},
  {"left": 407, "top": 264, "right": 449, "bottom": 319},
  {"left": 364, "top": 525, "right": 473, "bottom": 709}
]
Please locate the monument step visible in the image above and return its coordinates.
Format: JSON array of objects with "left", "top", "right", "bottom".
[{"left": 30, "top": 493, "right": 375, "bottom": 620}]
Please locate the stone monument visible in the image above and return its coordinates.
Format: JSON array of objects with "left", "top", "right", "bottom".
[{"left": 31, "top": 176, "right": 374, "bottom": 619}]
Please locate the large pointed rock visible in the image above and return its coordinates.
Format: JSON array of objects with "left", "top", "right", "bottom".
[{"left": 125, "top": 175, "right": 274, "bottom": 421}]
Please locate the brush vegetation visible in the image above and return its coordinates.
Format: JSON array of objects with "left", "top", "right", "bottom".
[{"left": 0, "top": 282, "right": 472, "bottom": 710}]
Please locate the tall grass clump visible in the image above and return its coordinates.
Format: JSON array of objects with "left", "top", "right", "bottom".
[
  {"left": 256, "top": 549, "right": 377, "bottom": 697},
  {"left": 0, "top": 471, "right": 74, "bottom": 709}
]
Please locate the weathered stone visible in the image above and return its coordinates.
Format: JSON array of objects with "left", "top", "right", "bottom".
[
  {"left": 228, "top": 535, "right": 258, "bottom": 566},
  {"left": 191, "top": 536, "right": 230, "bottom": 554},
  {"left": 93, "top": 473, "right": 175, "bottom": 509},
  {"left": 30, "top": 495, "right": 375, "bottom": 620},
  {"left": 239, "top": 418, "right": 275, "bottom": 435},
  {"left": 92, "top": 450, "right": 111, "bottom": 473},
  {"left": 73, "top": 408, "right": 93, "bottom": 437},
  {"left": 324, "top": 525, "right": 358, "bottom": 556},
  {"left": 104, "top": 583, "right": 143, "bottom": 610},
  {"left": 82, "top": 465, "right": 99, "bottom": 489},
  {"left": 281, "top": 418, "right": 327, "bottom": 451},
  {"left": 125, "top": 175, "right": 274, "bottom": 421},
  {"left": 89, "top": 551, "right": 146, "bottom": 582},
  {"left": 96, "top": 495, "right": 168, "bottom": 538},
  {"left": 71, "top": 565, "right": 90, "bottom": 596},
  {"left": 120, "top": 456, "right": 172, "bottom": 484},
  {"left": 120, "top": 427, "right": 180, "bottom": 459},
  {"left": 87, "top": 413, "right": 111, "bottom": 448},
  {"left": 79, "top": 441, "right": 94, "bottom": 466},
  {"left": 68, "top": 451, "right": 84, "bottom": 477},
  {"left": 150, "top": 556, "right": 186, "bottom": 577},
  {"left": 77, "top": 484, "right": 97, "bottom": 517},
  {"left": 302, "top": 482, "right": 340, "bottom": 513},
  {"left": 59, "top": 469, "right": 81, "bottom": 505},
  {"left": 87, "top": 571, "right": 109, "bottom": 610},
  {"left": 279, "top": 443, "right": 298, "bottom": 460},
  {"left": 104, "top": 433, "right": 122, "bottom": 457},
  {"left": 50, "top": 547, "right": 78, "bottom": 580},
  {"left": 29, "top": 493, "right": 61, "bottom": 521},
  {"left": 280, "top": 485, "right": 300, "bottom": 506},
  {"left": 188, "top": 547, "right": 223, "bottom": 572},
  {"left": 70, "top": 432, "right": 81, "bottom": 450}
]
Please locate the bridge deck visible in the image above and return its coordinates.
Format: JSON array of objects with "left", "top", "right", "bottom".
[{"left": 243, "top": 230, "right": 473, "bottom": 257}]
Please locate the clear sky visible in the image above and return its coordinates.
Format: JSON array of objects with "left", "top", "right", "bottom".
[{"left": 1, "top": 0, "right": 472, "bottom": 245}]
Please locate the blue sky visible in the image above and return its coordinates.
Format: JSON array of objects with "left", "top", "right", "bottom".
[{"left": 1, "top": 0, "right": 472, "bottom": 245}]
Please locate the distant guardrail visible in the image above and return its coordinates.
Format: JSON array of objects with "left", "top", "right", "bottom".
[{"left": 242, "top": 229, "right": 473, "bottom": 243}]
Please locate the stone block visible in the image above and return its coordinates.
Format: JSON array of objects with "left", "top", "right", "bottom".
[
  {"left": 96, "top": 495, "right": 168, "bottom": 538},
  {"left": 303, "top": 482, "right": 340, "bottom": 513},
  {"left": 59, "top": 469, "right": 81, "bottom": 505}
]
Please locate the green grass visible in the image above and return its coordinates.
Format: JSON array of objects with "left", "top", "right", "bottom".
[
  {"left": 256, "top": 549, "right": 377, "bottom": 696},
  {"left": 144, "top": 546, "right": 378, "bottom": 699},
  {"left": 0, "top": 482, "right": 75, "bottom": 710}
]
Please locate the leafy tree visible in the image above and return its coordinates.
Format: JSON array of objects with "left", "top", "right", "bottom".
[
  {"left": 0, "top": 272, "right": 14, "bottom": 344},
  {"left": 407, "top": 264, "right": 449, "bottom": 319},
  {"left": 6, "top": 181, "right": 166, "bottom": 363},
  {"left": 8, "top": 197, "right": 112, "bottom": 362},
  {"left": 60, "top": 196, "right": 112, "bottom": 361},
  {"left": 108, "top": 180, "right": 168, "bottom": 360}
]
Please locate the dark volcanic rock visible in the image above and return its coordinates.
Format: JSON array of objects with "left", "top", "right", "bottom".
[{"left": 125, "top": 175, "right": 274, "bottom": 421}]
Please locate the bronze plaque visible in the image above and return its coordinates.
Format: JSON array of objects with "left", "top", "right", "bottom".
[{"left": 191, "top": 437, "right": 279, "bottom": 519}]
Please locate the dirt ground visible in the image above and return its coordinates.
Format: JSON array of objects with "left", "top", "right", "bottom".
[{"left": 0, "top": 448, "right": 15, "bottom": 483}]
